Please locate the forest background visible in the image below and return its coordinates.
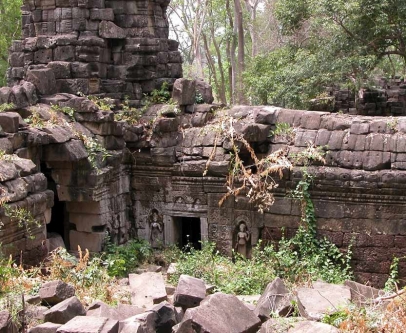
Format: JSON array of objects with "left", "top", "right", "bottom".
[{"left": 1, "top": 0, "right": 406, "bottom": 109}]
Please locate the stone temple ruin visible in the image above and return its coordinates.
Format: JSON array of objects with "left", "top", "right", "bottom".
[{"left": 1, "top": 0, "right": 406, "bottom": 289}]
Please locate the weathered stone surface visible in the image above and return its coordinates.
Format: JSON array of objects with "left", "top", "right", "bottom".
[
  {"left": 344, "top": 280, "right": 382, "bottom": 305},
  {"left": 172, "top": 79, "right": 196, "bottom": 106},
  {"left": 195, "top": 79, "right": 214, "bottom": 104},
  {"left": 0, "top": 310, "right": 17, "bottom": 333},
  {"left": 129, "top": 272, "right": 167, "bottom": 309},
  {"left": 174, "top": 275, "right": 206, "bottom": 309},
  {"left": 99, "top": 21, "right": 126, "bottom": 39},
  {"left": 288, "top": 320, "right": 339, "bottom": 333},
  {"left": 39, "top": 280, "right": 75, "bottom": 305},
  {"left": 151, "top": 302, "right": 178, "bottom": 333},
  {"left": 56, "top": 316, "right": 119, "bottom": 333},
  {"left": 26, "top": 68, "right": 57, "bottom": 95},
  {"left": 179, "top": 293, "right": 261, "bottom": 333},
  {"left": 115, "top": 304, "right": 144, "bottom": 321},
  {"left": 0, "top": 112, "right": 20, "bottom": 133},
  {"left": 86, "top": 300, "right": 120, "bottom": 320},
  {"left": 297, "top": 281, "right": 351, "bottom": 320},
  {"left": 259, "top": 318, "right": 304, "bottom": 333},
  {"left": 43, "top": 296, "right": 85, "bottom": 324},
  {"left": 254, "top": 277, "right": 292, "bottom": 320},
  {"left": 42, "top": 140, "right": 88, "bottom": 162},
  {"left": 28, "top": 322, "right": 62, "bottom": 333}
]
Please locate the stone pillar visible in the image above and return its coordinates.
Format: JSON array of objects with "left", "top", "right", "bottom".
[{"left": 200, "top": 217, "right": 208, "bottom": 242}]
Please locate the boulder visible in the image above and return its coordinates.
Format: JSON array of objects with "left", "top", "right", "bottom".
[
  {"left": 26, "top": 68, "right": 57, "bottom": 96},
  {"left": 119, "top": 311, "right": 157, "bottom": 333},
  {"left": 39, "top": 280, "right": 75, "bottom": 305},
  {"left": 172, "top": 79, "right": 196, "bottom": 106},
  {"left": 288, "top": 320, "right": 339, "bottom": 333},
  {"left": 174, "top": 275, "right": 206, "bottom": 309},
  {"left": 28, "top": 322, "right": 62, "bottom": 333},
  {"left": 86, "top": 300, "right": 120, "bottom": 320},
  {"left": 0, "top": 112, "right": 20, "bottom": 133},
  {"left": 129, "top": 272, "right": 167, "bottom": 309},
  {"left": 56, "top": 316, "right": 119, "bottom": 333},
  {"left": 0, "top": 310, "right": 17, "bottom": 333},
  {"left": 258, "top": 317, "right": 303, "bottom": 333},
  {"left": 115, "top": 304, "right": 144, "bottom": 321},
  {"left": 195, "top": 79, "right": 214, "bottom": 104},
  {"left": 254, "top": 277, "right": 292, "bottom": 320},
  {"left": 344, "top": 280, "right": 382, "bottom": 305},
  {"left": 296, "top": 281, "right": 351, "bottom": 320},
  {"left": 151, "top": 302, "right": 178, "bottom": 333},
  {"left": 42, "top": 140, "right": 89, "bottom": 162},
  {"left": 178, "top": 293, "right": 261, "bottom": 333},
  {"left": 43, "top": 296, "right": 85, "bottom": 324}
]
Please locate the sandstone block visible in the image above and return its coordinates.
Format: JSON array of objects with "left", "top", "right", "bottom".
[
  {"left": 42, "top": 140, "right": 88, "bottom": 162},
  {"left": 56, "top": 316, "right": 119, "bottom": 333},
  {"left": 86, "top": 300, "right": 120, "bottom": 320},
  {"left": 297, "top": 281, "right": 351, "bottom": 320},
  {"left": 28, "top": 322, "right": 62, "bottom": 333},
  {"left": 69, "top": 230, "right": 105, "bottom": 252},
  {"left": 99, "top": 21, "right": 126, "bottom": 39},
  {"left": 26, "top": 68, "right": 57, "bottom": 95},
  {"left": 129, "top": 272, "right": 167, "bottom": 309},
  {"left": 195, "top": 79, "right": 213, "bottom": 104},
  {"left": 0, "top": 310, "right": 17, "bottom": 333},
  {"left": 0, "top": 112, "right": 20, "bottom": 133},
  {"left": 43, "top": 296, "right": 85, "bottom": 324},
  {"left": 254, "top": 277, "right": 292, "bottom": 320},
  {"left": 90, "top": 8, "right": 114, "bottom": 21},
  {"left": 178, "top": 293, "right": 261, "bottom": 333},
  {"left": 172, "top": 78, "right": 195, "bottom": 106},
  {"left": 174, "top": 275, "right": 206, "bottom": 309},
  {"left": 288, "top": 320, "right": 339, "bottom": 333},
  {"left": 39, "top": 280, "right": 75, "bottom": 305}
]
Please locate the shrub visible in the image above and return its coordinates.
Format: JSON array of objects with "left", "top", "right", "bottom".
[{"left": 103, "top": 239, "right": 152, "bottom": 277}]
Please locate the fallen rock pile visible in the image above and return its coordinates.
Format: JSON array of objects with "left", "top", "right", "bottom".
[{"left": 0, "top": 269, "right": 388, "bottom": 333}]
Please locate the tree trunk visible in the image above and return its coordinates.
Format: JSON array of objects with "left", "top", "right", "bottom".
[{"left": 234, "top": 0, "right": 246, "bottom": 104}]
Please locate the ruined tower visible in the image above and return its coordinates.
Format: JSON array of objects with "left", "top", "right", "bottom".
[{"left": 7, "top": 0, "right": 183, "bottom": 103}]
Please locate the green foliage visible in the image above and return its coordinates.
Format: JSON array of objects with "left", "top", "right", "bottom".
[
  {"left": 51, "top": 104, "right": 75, "bottom": 121},
  {"left": 146, "top": 82, "right": 172, "bottom": 104},
  {"left": 269, "top": 122, "right": 295, "bottom": 142},
  {"left": 103, "top": 239, "right": 152, "bottom": 277},
  {"left": 167, "top": 242, "right": 276, "bottom": 295},
  {"left": 384, "top": 256, "right": 402, "bottom": 292},
  {"left": 322, "top": 309, "right": 349, "bottom": 327},
  {"left": 0, "top": 0, "right": 22, "bottom": 86},
  {"left": 87, "top": 95, "right": 115, "bottom": 111},
  {"left": 195, "top": 91, "right": 205, "bottom": 104},
  {"left": 25, "top": 112, "right": 45, "bottom": 128},
  {"left": 0, "top": 103, "right": 15, "bottom": 112},
  {"left": 170, "top": 170, "right": 352, "bottom": 293},
  {"left": 75, "top": 132, "right": 111, "bottom": 171},
  {"left": 3, "top": 204, "right": 42, "bottom": 240},
  {"left": 114, "top": 97, "right": 146, "bottom": 125}
]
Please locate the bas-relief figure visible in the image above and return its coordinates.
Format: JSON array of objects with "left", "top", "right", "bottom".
[
  {"left": 149, "top": 209, "right": 164, "bottom": 248},
  {"left": 235, "top": 222, "right": 250, "bottom": 258}
]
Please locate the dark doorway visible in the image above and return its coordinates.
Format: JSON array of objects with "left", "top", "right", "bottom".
[
  {"left": 179, "top": 217, "right": 201, "bottom": 250},
  {"left": 40, "top": 163, "right": 69, "bottom": 248}
]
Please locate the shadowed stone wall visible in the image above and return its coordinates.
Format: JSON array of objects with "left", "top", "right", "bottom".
[{"left": 0, "top": 0, "right": 406, "bottom": 288}]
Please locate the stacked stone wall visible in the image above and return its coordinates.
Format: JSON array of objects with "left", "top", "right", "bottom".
[{"left": 6, "top": 0, "right": 182, "bottom": 106}]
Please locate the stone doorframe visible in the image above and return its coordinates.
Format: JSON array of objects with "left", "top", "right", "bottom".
[{"left": 163, "top": 215, "right": 208, "bottom": 246}]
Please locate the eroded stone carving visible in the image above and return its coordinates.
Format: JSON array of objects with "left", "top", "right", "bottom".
[
  {"left": 149, "top": 209, "right": 163, "bottom": 249},
  {"left": 235, "top": 222, "right": 250, "bottom": 259}
]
